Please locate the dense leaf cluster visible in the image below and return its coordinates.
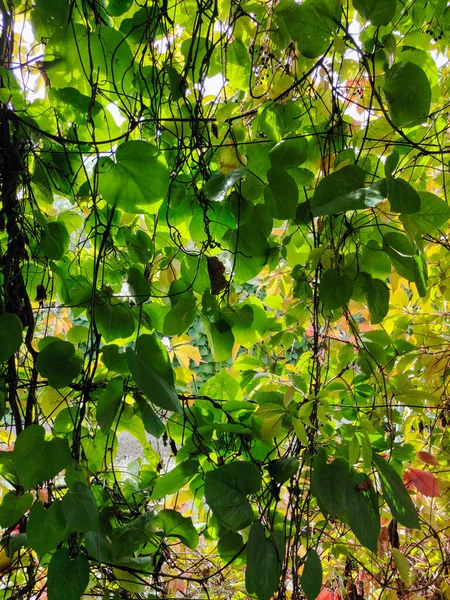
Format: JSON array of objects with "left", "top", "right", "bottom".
[{"left": 0, "top": 0, "right": 450, "bottom": 598}]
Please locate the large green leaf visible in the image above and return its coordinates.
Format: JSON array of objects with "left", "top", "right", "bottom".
[
  {"left": 269, "top": 138, "right": 308, "bottom": 169},
  {"left": 96, "top": 377, "right": 123, "bottom": 433},
  {"left": 36, "top": 340, "right": 82, "bottom": 388},
  {"left": 99, "top": 141, "right": 169, "bottom": 213},
  {"left": 265, "top": 167, "right": 299, "bottom": 220},
  {"left": 301, "top": 549, "right": 323, "bottom": 600},
  {"left": 345, "top": 469, "right": 380, "bottom": 552},
  {"left": 94, "top": 300, "right": 136, "bottom": 343},
  {"left": 312, "top": 450, "right": 349, "bottom": 517},
  {"left": 27, "top": 501, "right": 68, "bottom": 556},
  {"left": 246, "top": 520, "right": 282, "bottom": 600},
  {"left": 0, "top": 492, "right": 33, "bottom": 528},
  {"left": 163, "top": 297, "right": 197, "bottom": 336},
  {"left": 110, "top": 512, "right": 155, "bottom": 559},
  {"left": 223, "top": 225, "right": 270, "bottom": 282},
  {"left": 372, "top": 452, "right": 420, "bottom": 529},
  {"left": 319, "top": 269, "right": 353, "bottom": 310},
  {"left": 362, "top": 277, "right": 390, "bottom": 324},
  {"left": 14, "top": 425, "right": 71, "bottom": 489},
  {"left": 204, "top": 461, "right": 262, "bottom": 531},
  {"left": 400, "top": 192, "right": 450, "bottom": 234},
  {"left": 153, "top": 509, "right": 199, "bottom": 549},
  {"left": 40, "top": 221, "right": 70, "bottom": 260},
  {"left": 0, "top": 313, "right": 23, "bottom": 362},
  {"left": 150, "top": 460, "right": 199, "bottom": 500},
  {"left": 126, "top": 335, "right": 182, "bottom": 413},
  {"left": 353, "top": 0, "right": 396, "bottom": 26},
  {"left": 268, "top": 457, "right": 299, "bottom": 484},
  {"left": 61, "top": 481, "right": 99, "bottom": 533},
  {"left": 387, "top": 178, "right": 420, "bottom": 214},
  {"left": 311, "top": 166, "right": 385, "bottom": 216},
  {"left": 47, "top": 548, "right": 90, "bottom": 600},
  {"left": 383, "top": 62, "right": 431, "bottom": 127},
  {"left": 203, "top": 168, "right": 246, "bottom": 202}
]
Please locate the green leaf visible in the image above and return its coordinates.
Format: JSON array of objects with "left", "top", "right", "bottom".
[
  {"left": 126, "top": 335, "right": 182, "bottom": 413},
  {"left": 265, "top": 168, "right": 299, "bottom": 220},
  {"left": 372, "top": 452, "right": 420, "bottom": 529},
  {"left": 150, "top": 459, "right": 199, "bottom": 500},
  {"left": 14, "top": 425, "right": 71, "bottom": 489},
  {"left": 47, "top": 548, "right": 90, "bottom": 600},
  {"left": 301, "top": 549, "right": 323, "bottom": 600},
  {"left": 400, "top": 192, "right": 450, "bottom": 234},
  {"left": 0, "top": 313, "right": 23, "bottom": 362},
  {"left": 199, "top": 368, "right": 242, "bottom": 402},
  {"left": 269, "top": 138, "right": 308, "bottom": 169},
  {"left": 311, "top": 166, "right": 385, "bottom": 216},
  {"left": 0, "top": 492, "right": 33, "bottom": 528},
  {"left": 254, "top": 403, "right": 286, "bottom": 440},
  {"left": 204, "top": 461, "right": 262, "bottom": 531},
  {"left": 223, "top": 225, "right": 270, "bottom": 283},
  {"left": 312, "top": 450, "right": 349, "bottom": 517},
  {"left": 163, "top": 297, "right": 197, "bottom": 336},
  {"left": 61, "top": 481, "right": 99, "bottom": 533},
  {"left": 40, "top": 221, "right": 70, "bottom": 260},
  {"left": 362, "top": 277, "right": 390, "bottom": 324},
  {"left": 36, "top": 340, "right": 82, "bottom": 388},
  {"left": 27, "top": 501, "right": 68, "bottom": 556},
  {"left": 127, "top": 267, "right": 150, "bottom": 303},
  {"left": 353, "top": 0, "right": 396, "bottom": 26},
  {"left": 203, "top": 168, "right": 246, "bottom": 202},
  {"left": 218, "top": 532, "right": 245, "bottom": 564},
  {"left": 136, "top": 395, "right": 165, "bottom": 438},
  {"left": 101, "top": 344, "right": 129, "bottom": 375},
  {"left": 391, "top": 548, "right": 410, "bottom": 586},
  {"left": 110, "top": 512, "right": 155, "bottom": 559},
  {"left": 268, "top": 457, "right": 299, "bottom": 484},
  {"left": 345, "top": 469, "right": 380, "bottom": 552},
  {"left": 99, "top": 141, "right": 169, "bottom": 213},
  {"left": 279, "top": 0, "right": 340, "bottom": 59},
  {"left": 94, "top": 300, "right": 136, "bottom": 343},
  {"left": 319, "top": 269, "right": 353, "bottom": 310},
  {"left": 96, "top": 377, "right": 123, "bottom": 432},
  {"left": 383, "top": 62, "right": 431, "bottom": 127},
  {"left": 387, "top": 178, "right": 421, "bottom": 214},
  {"left": 153, "top": 509, "right": 199, "bottom": 549},
  {"left": 246, "top": 520, "right": 282, "bottom": 600}
]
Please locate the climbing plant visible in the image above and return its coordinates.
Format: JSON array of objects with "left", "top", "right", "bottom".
[{"left": 1, "top": 0, "right": 450, "bottom": 598}]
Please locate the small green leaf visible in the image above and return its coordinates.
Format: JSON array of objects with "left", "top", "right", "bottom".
[
  {"left": 269, "top": 138, "right": 308, "bottom": 169},
  {"left": 204, "top": 462, "right": 262, "bottom": 531},
  {"left": 218, "top": 532, "right": 245, "bottom": 564},
  {"left": 362, "top": 277, "right": 390, "bottom": 324},
  {"left": 150, "top": 460, "right": 199, "bottom": 500},
  {"left": 94, "top": 300, "right": 136, "bottom": 343},
  {"left": 246, "top": 520, "right": 282, "bottom": 600},
  {"left": 96, "top": 377, "right": 123, "bottom": 432},
  {"left": 110, "top": 512, "right": 155, "bottom": 559},
  {"left": 14, "top": 425, "right": 71, "bottom": 489},
  {"left": 0, "top": 492, "right": 33, "bottom": 528},
  {"left": 153, "top": 509, "right": 199, "bottom": 549},
  {"left": 27, "top": 501, "right": 68, "bottom": 556},
  {"left": 372, "top": 452, "right": 420, "bottom": 529},
  {"left": 163, "top": 297, "right": 197, "bottom": 336},
  {"left": 203, "top": 168, "right": 246, "bottom": 202},
  {"left": 301, "top": 549, "right": 323, "bottom": 600},
  {"left": 61, "top": 481, "right": 99, "bottom": 533},
  {"left": 0, "top": 313, "right": 23, "bottom": 362},
  {"left": 40, "top": 221, "right": 70, "bottom": 260},
  {"left": 391, "top": 548, "right": 410, "bottom": 586},
  {"left": 353, "top": 0, "right": 396, "bottom": 26},
  {"left": 36, "top": 340, "right": 82, "bottom": 388},
  {"left": 265, "top": 167, "right": 299, "bottom": 220},
  {"left": 47, "top": 548, "right": 90, "bottom": 600},
  {"left": 127, "top": 267, "right": 150, "bottom": 303},
  {"left": 136, "top": 395, "right": 165, "bottom": 438},
  {"left": 126, "top": 336, "right": 182, "bottom": 413},
  {"left": 383, "top": 62, "right": 431, "bottom": 127},
  {"left": 345, "top": 469, "right": 380, "bottom": 552},
  {"left": 400, "top": 192, "right": 450, "bottom": 234},
  {"left": 319, "top": 269, "right": 353, "bottom": 310},
  {"left": 255, "top": 403, "right": 286, "bottom": 440},
  {"left": 99, "top": 140, "right": 169, "bottom": 213},
  {"left": 269, "top": 457, "right": 299, "bottom": 484}
]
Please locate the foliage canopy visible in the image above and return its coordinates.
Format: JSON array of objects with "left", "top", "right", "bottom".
[{"left": 0, "top": 0, "right": 450, "bottom": 598}]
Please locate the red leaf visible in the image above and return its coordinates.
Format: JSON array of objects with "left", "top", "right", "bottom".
[
  {"left": 416, "top": 451, "right": 439, "bottom": 466},
  {"left": 317, "top": 589, "right": 341, "bottom": 600},
  {"left": 405, "top": 468, "right": 440, "bottom": 497}
]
